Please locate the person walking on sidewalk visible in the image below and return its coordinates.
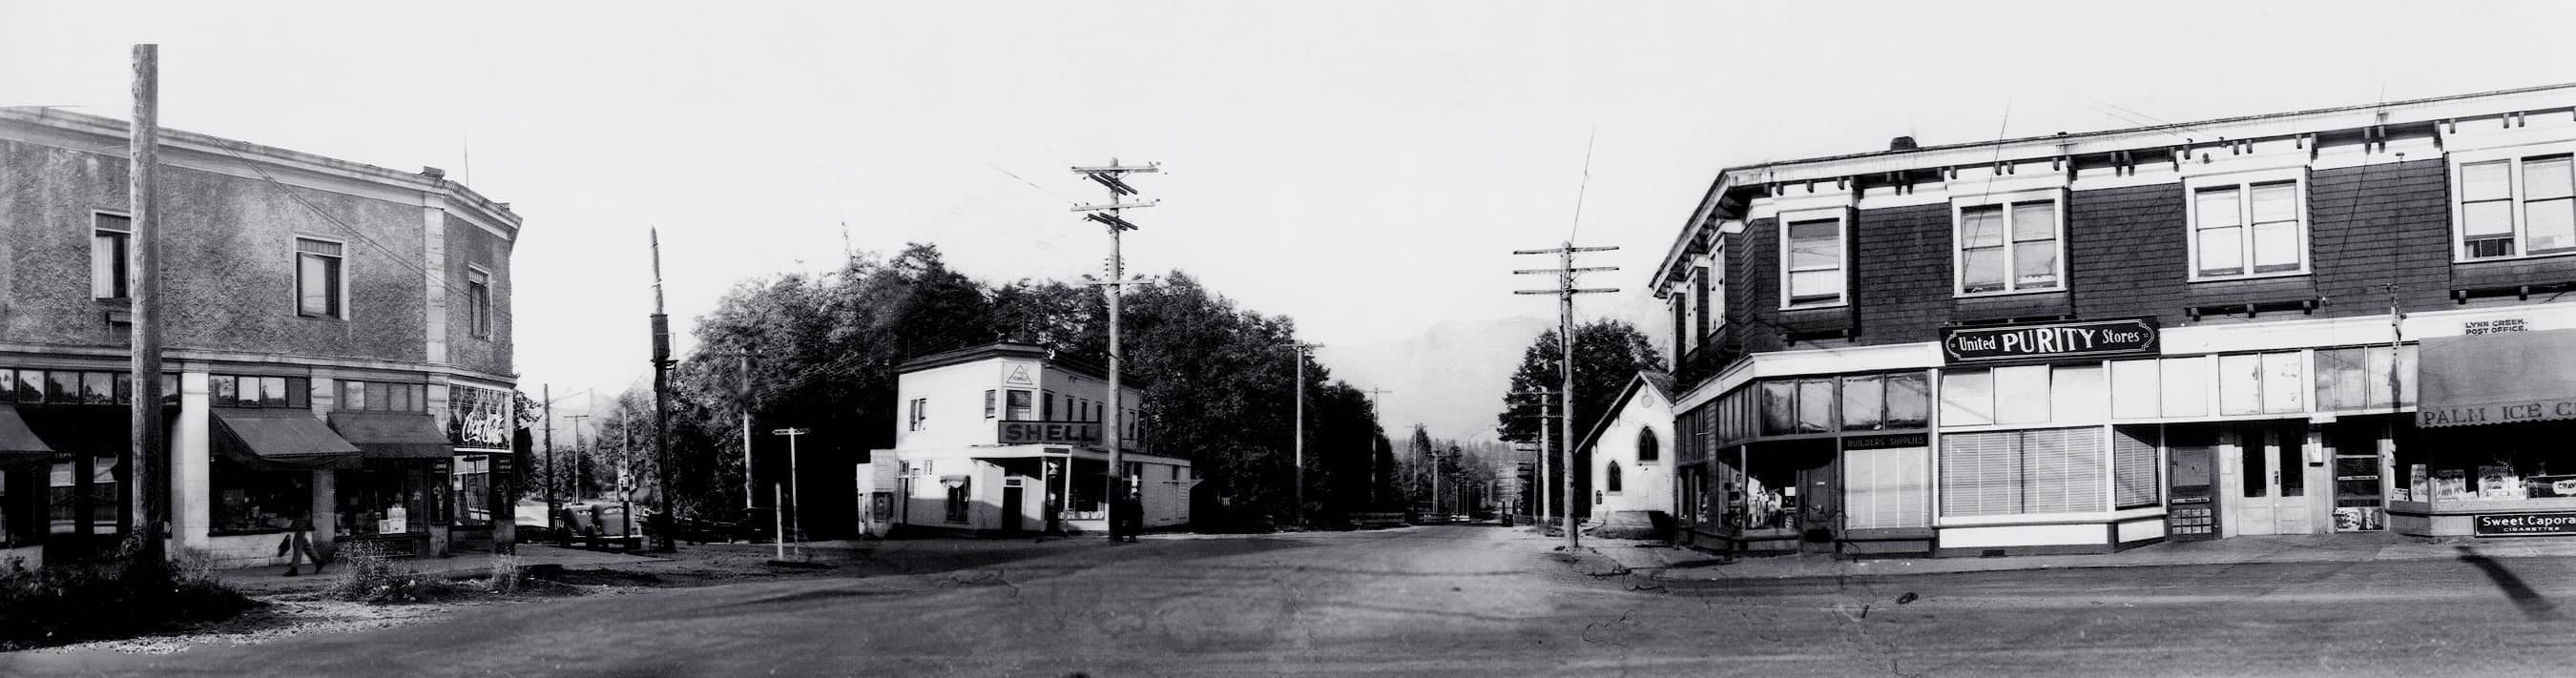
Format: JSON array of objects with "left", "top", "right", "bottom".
[{"left": 280, "top": 506, "right": 325, "bottom": 577}]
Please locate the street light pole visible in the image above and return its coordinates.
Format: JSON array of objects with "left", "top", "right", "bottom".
[{"left": 773, "top": 427, "right": 808, "bottom": 548}]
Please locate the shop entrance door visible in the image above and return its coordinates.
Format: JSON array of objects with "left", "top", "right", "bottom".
[
  {"left": 1001, "top": 480, "right": 1025, "bottom": 533},
  {"left": 2167, "top": 426, "right": 2220, "bottom": 541},
  {"left": 1797, "top": 450, "right": 1842, "bottom": 550},
  {"left": 2327, "top": 421, "right": 2386, "bottom": 531},
  {"left": 2228, "top": 421, "right": 2314, "bottom": 537}
]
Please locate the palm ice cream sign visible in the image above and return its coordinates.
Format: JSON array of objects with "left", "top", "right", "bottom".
[{"left": 1941, "top": 317, "right": 2160, "bottom": 364}]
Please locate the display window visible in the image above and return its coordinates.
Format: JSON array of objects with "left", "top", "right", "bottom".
[
  {"left": 338, "top": 465, "right": 424, "bottom": 536},
  {"left": 2408, "top": 420, "right": 2576, "bottom": 503},
  {"left": 208, "top": 456, "right": 309, "bottom": 535}
]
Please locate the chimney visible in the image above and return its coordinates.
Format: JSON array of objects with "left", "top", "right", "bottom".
[
  {"left": 1888, "top": 136, "right": 1918, "bottom": 152},
  {"left": 420, "top": 166, "right": 447, "bottom": 179}
]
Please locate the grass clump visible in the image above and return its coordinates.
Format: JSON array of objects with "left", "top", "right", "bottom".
[
  {"left": 322, "top": 541, "right": 471, "bottom": 604},
  {"left": 0, "top": 540, "right": 258, "bottom": 650}
]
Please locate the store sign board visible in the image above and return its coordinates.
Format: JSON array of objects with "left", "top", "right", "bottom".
[
  {"left": 998, "top": 421, "right": 1101, "bottom": 445},
  {"left": 2474, "top": 512, "right": 2576, "bottom": 536},
  {"left": 1940, "top": 317, "right": 2159, "bottom": 364},
  {"left": 1843, "top": 433, "right": 1928, "bottom": 450},
  {"left": 2417, "top": 399, "right": 2576, "bottom": 428}
]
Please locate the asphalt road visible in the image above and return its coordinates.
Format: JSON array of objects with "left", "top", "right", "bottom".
[{"left": 11, "top": 525, "right": 2576, "bottom": 677}]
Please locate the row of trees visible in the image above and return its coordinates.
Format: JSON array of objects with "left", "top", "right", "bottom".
[
  {"left": 1493, "top": 320, "right": 1663, "bottom": 522},
  {"left": 527, "top": 244, "right": 1400, "bottom": 534}
]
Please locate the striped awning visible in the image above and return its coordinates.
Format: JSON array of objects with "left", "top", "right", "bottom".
[{"left": 2419, "top": 328, "right": 2576, "bottom": 428}]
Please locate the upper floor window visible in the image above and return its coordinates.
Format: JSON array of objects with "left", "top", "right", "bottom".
[
  {"left": 1636, "top": 428, "right": 1659, "bottom": 462},
  {"left": 907, "top": 397, "right": 927, "bottom": 431},
  {"left": 338, "top": 380, "right": 426, "bottom": 413},
  {"left": 2191, "top": 179, "right": 2306, "bottom": 278},
  {"left": 213, "top": 375, "right": 311, "bottom": 409},
  {"left": 467, "top": 268, "right": 493, "bottom": 339},
  {"left": 984, "top": 389, "right": 997, "bottom": 419},
  {"left": 1006, "top": 389, "right": 1033, "bottom": 421},
  {"left": 1955, "top": 195, "right": 2062, "bottom": 295},
  {"left": 2460, "top": 154, "right": 2575, "bottom": 260},
  {"left": 1781, "top": 214, "right": 1846, "bottom": 308},
  {"left": 296, "top": 237, "right": 344, "bottom": 318},
  {"left": 93, "top": 214, "right": 131, "bottom": 299}
]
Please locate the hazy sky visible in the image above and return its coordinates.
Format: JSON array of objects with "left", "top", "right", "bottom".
[{"left": 8, "top": 1, "right": 2575, "bottom": 441}]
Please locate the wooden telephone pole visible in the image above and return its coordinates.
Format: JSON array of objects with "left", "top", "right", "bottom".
[
  {"left": 1071, "top": 159, "right": 1156, "bottom": 540},
  {"left": 1514, "top": 243, "right": 1618, "bottom": 550},
  {"left": 128, "top": 43, "right": 169, "bottom": 565}
]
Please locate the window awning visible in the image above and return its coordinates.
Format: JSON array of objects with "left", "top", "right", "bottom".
[
  {"left": 328, "top": 411, "right": 454, "bottom": 460},
  {"left": 213, "top": 407, "right": 362, "bottom": 470},
  {"left": 0, "top": 405, "right": 54, "bottom": 464},
  {"left": 2418, "top": 328, "right": 2576, "bottom": 428}
]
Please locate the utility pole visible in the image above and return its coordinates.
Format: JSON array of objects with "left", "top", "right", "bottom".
[
  {"left": 1291, "top": 341, "right": 1319, "bottom": 527},
  {"left": 649, "top": 229, "right": 676, "bottom": 552},
  {"left": 1071, "top": 158, "right": 1156, "bottom": 541},
  {"left": 124, "top": 44, "right": 170, "bottom": 565},
  {"left": 738, "top": 353, "right": 754, "bottom": 514},
  {"left": 543, "top": 384, "right": 557, "bottom": 538},
  {"left": 1514, "top": 242, "right": 1619, "bottom": 550},
  {"left": 773, "top": 427, "right": 809, "bottom": 548},
  {"left": 567, "top": 415, "right": 591, "bottom": 501},
  {"left": 1360, "top": 388, "right": 1390, "bottom": 508}
]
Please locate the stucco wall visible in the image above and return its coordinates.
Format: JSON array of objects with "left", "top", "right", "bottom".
[
  {"left": 442, "top": 212, "right": 515, "bottom": 376},
  {"left": 0, "top": 139, "right": 428, "bottom": 361}
]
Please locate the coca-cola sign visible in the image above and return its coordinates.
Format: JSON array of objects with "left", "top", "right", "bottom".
[{"left": 1941, "top": 317, "right": 2159, "bottom": 364}]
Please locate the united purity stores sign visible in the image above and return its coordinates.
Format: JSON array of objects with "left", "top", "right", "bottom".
[{"left": 1941, "top": 317, "right": 2160, "bottom": 364}]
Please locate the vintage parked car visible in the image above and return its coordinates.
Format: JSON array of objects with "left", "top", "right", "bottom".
[{"left": 552, "top": 502, "right": 645, "bottom": 551}]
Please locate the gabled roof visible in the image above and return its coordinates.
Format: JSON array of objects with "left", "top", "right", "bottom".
[{"left": 1570, "top": 370, "right": 1674, "bottom": 455}]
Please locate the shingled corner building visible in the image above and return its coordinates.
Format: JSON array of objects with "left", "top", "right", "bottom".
[
  {"left": 0, "top": 108, "right": 521, "bottom": 568},
  {"left": 1653, "top": 84, "right": 2576, "bottom": 558}
]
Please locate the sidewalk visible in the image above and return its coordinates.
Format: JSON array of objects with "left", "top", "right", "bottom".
[
  {"left": 1584, "top": 530, "right": 2576, "bottom": 582},
  {"left": 211, "top": 544, "right": 668, "bottom": 595}
]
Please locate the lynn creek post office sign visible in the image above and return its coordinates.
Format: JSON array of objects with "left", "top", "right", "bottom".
[{"left": 1941, "top": 317, "right": 2160, "bottom": 364}]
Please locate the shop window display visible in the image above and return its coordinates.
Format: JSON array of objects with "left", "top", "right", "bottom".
[
  {"left": 2406, "top": 421, "right": 2576, "bottom": 503},
  {"left": 339, "top": 467, "right": 420, "bottom": 536},
  {"left": 208, "top": 456, "right": 307, "bottom": 535}
]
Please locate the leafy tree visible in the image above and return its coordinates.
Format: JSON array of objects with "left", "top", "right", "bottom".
[{"left": 1493, "top": 319, "right": 1662, "bottom": 521}]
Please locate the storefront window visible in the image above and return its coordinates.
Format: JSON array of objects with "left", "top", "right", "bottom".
[
  {"left": 208, "top": 375, "right": 309, "bottom": 409},
  {"left": 2315, "top": 345, "right": 2420, "bottom": 410},
  {"left": 1841, "top": 375, "right": 1884, "bottom": 431},
  {"left": 1995, "top": 365, "right": 2051, "bottom": 424},
  {"left": 2161, "top": 356, "right": 2212, "bottom": 417},
  {"left": 2053, "top": 364, "right": 2106, "bottom": 422},
  {"left": 2110, "top": 360, "right": 2159, "bottom": 419},
  {"left": 1844, "top": 444, "right": 1928, "bottom": 529},
  {"left": 1884, "top": 373, "right": 1930, "bottom": 429},
  {"left": 339, "top": 467, "right": 420, "bottom": 536},
  {"left": 208, "top": 457, "right": 307, "bottom": 535},
  {"left": 2412, "top": 421, "right": 2576, "bottom": 503},
  {"left": 2111, "top": 425, "right": 2160, "bottom": 508},
  {"left": 1941, "top": 370, "right": 1995, "bottom": 426},
  {"left": 1759, "top": 381, "right": 1797, "bottom": 437},
  {"left": 48, "top": 461, "right": 118, "bottom": 536},
  {"left": 452, "top": 455, "right": 491, "bottom": 525},
  {"left": 1940, "top": 427, "right": 2107, "bottom": 517},
  {"left": 1795, "top": 380, "right": 1834, "bottom": 434}
]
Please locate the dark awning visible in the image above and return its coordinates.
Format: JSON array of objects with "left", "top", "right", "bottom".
[
  {"left": 0, "top": 405, "right": 53, "bottom": 464},
  {"left": 2419, "top": 328, "right": 2576, "bottom": 428},
  {"left": 328, "top": 411, "right": 453, "bottom": 459},
  {"left": 213, "top": 407, "right": 362, "bottom": 470}
]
